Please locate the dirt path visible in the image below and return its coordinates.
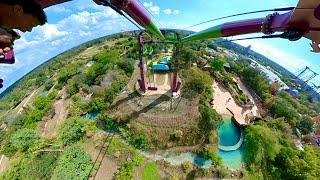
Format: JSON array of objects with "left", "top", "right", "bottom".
[
  {"left": 41, "top": 98, "right": 69, "bottom": 138},
  {"left": 12, "top": 88, "right": 40, "bottom": 114},
  {"left": 81, "top": 136, "right": 118, "bottom": 180},
  {"left": 0, "top": 155, "right": 9, "bottom": 173}
]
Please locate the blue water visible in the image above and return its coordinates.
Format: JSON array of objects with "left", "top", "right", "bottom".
[
  {"left": 141, "top": 151, "right": 213, "bottom": 168},
  {"left": 218, "top": 147, "right": 244, "bottom": 169},
  {"left": 218, "top": 117, "right": 241, "bottom": 146},
  {"left": 86, "top": 112, "right": 99, "bottom": 119},
  {"left": 217, "top": 116, "right": 244, "bottom": 169},
  {"left": 166, "top": 152, "right": 212, "bottom": 168}
]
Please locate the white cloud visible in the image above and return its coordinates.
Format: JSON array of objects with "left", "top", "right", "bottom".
[
  {"left": 143, "top": 2, "right": 160, "bottom": 15},
  {"left": 42, "top": 24, "right": 69, "bottom": 40},
  {"left": 47, "top": 6, "right": 71, "bottom": 13},
  {"left": 163, "top": 9, "right": 172, "bottom": 15},
  {"left": 163, "top": 8, "right": 179, "bottom": 15}
]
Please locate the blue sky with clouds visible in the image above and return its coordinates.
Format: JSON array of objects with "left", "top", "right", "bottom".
[{"left": 0, "top": 0, "right": 319, "bottom": 93}]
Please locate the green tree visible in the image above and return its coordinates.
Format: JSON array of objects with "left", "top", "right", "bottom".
[
  {"left": 88, "top": 97, "right": 106, "bottom": 112},
  {"left": 52, "top": 146, "right": 92, "bottom": 180},
  {"left": 182, "top": 68, "right": 212, "bottom": 95},
  {"left": 244, "top": 125, "right": 281, "bottom": 170},
  {"left": 118, "top": 59, "right": 135, "bottom": 75},
  {"left": 59, "top": 117, "right": 86, "bottom": 145},
  {"left": 297, "top": 116, "right": 314, "bottom": 134},
  {"left": 210, "top": 57, "right": 226, "bottom": 72},
  {"left": 44, "top": 79, "right": 54, "bottom": 91},
  {"left": 10, "top": 129, "right": 39, "bottom": 152},
  {"left": 272, "top": 146, "right": 320, "bottom": 180}
]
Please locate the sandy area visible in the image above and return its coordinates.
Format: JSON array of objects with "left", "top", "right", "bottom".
[
  {"left": 0, "top": 155, "right": 9, "bottom": 173},
  {"left": 138, "top": 72, "right": 173, "bottom": 96},
  {"left": 212, "top": 80, "right": 257, "bottom": 125}
]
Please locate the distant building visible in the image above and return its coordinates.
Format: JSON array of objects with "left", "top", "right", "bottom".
[
  {"left": 250, "top": 60, "right": 290, "bottom": 91},
  {"left": 289, "top": 89, "right": 300, "bottom": 98}
]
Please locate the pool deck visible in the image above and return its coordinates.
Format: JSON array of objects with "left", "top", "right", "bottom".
[{"left": 212, "top": 80, "right": 254, "bottom": 126}]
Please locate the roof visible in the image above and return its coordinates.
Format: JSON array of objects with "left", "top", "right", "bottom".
[
  {"left": 153, "top": 64, "right": 170, "bottom": 71},
  {"left": 159, "top": 56, "right": 171, "bottom": 64}
]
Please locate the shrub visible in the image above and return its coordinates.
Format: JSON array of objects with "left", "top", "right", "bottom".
[
  {"left": 118, "top": 59, "right": 135, "bottom": 75},
  {"left": 52, "top": 146, "right": 92, "bottom": 180},
  {"left": 59, "top": 118, "right": 86, "bottom": 145},
  {"left": 195, "top": 147, "right": 222, "bottom": 166},
  {"left": 182, "top": 68, "right": 212, "bottom": 96},
  {"left": 10, "top": 129, "right": 39, "bottom": 152}
]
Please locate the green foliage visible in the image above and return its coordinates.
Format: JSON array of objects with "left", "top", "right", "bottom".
[
  {"left": 297, "top": 116, "right": 314, "bottom": 134},
  {"left": 59, "top": 117, "right": 86, "bottom": 145},
  {"left": 244, "top": 124, "right": 281, "bottom": 170},
  {"left": 142, "top": 163, "right": 160, "bottom": 180},
  {"left": 1, "top": 152, "right": 61, "bottom": 180},
  {"left": 23, "top": 92, "right": 56, "bottom": 127},
  {"left": 86, "top": 62, "right": 109, "bottom": 85},
  {"left": 177, "top": 46, "right": 199, "bottom": 69},
  {"left": 182, "top": 68, "right": 212, "bottom": 96},
  {"left": 272, "top": 146, "right": 320, "bottom": 180},
  {"left": 132, "top": 135, "right": 149, "bottom": 149},
  {"left": 104, "top": 81, "right": 126, "bottom": 104},
  {"left": 117, "top": 155, "right": 143, "bottom": 180},
  {"left": 100, "top": 116, "right": 123, "bottom": 131},
  {"left": 88, "top": 97, "right": 106, "bottom": 112},
  {"left": 68, "top": 94, "right": 88, "bottom": 117},
  {"left": 120, "top": 128, "right": 149, "bottom": 149},
  {"left": 118, "top": 59, "right": 135, "bottom": 75},
  {"left": 240, "top": 66, "right": 271, "bottom": 101},
  {"left": 0, "top": 137, "right": 18, "bottom": 157},
  {"left": 10, "top": 128, "right": 39, "bottom": 152},
  {"left": 198, "top": 87, "right": 223, "bottom": 141},
  {"left": 52, "top": 146, "right": 92, "bottom": 180},
  {"left": 92, "top": 49, "right": 120, "bottom": 64},
  {"left": 44, "top": 79, "right": 54, "bottom": 91},
  {"left": 195, "top": 147, "right": 222, "bottom": 166},
  {"left": 265, "top": 96, "right": 299, "bottom": 125},
  {"left": 210, "top": 56, "right": 227, "bottom": 72},
  {"left": 25, "top": 152, "right": 60, "bottom": 179},
  {"left": 33, "top": 96, "right": 51, "bottom": 110}
]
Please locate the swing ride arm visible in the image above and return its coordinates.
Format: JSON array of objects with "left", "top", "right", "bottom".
[
  {"left": 182, "top": 0, "right": 320, "bottom": 52},
  {"left": 182, "top": 12, "right": 295, "bottom": 42}
]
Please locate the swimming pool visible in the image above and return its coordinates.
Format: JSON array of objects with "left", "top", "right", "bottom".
[{"left": 217, "top": 116, "right": 244, "bottom": 169}]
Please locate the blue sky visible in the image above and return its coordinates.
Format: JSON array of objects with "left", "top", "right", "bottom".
[{"left": 0, "top": 0, "right": 319, "bottom": 93}]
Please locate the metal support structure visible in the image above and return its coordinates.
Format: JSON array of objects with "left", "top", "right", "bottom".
[
  {"left": 304, "top": 73, "right": 318, "bottom": 83},
  {"left": 138, "top": 31, "right": 148, "bottom": 93},
  {"left": 137, "top": 31, "right": 181, "bottom": 94},
  {"left": 295, "top": 66, "right": 310, "bottom": 79},
  {"left": 172, "top": 33, "right": 181, "bottom": 93}
]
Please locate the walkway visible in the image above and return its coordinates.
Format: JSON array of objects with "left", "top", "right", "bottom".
[{"left": 212, "top": 80, "right": 249, "bottom": 125}]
